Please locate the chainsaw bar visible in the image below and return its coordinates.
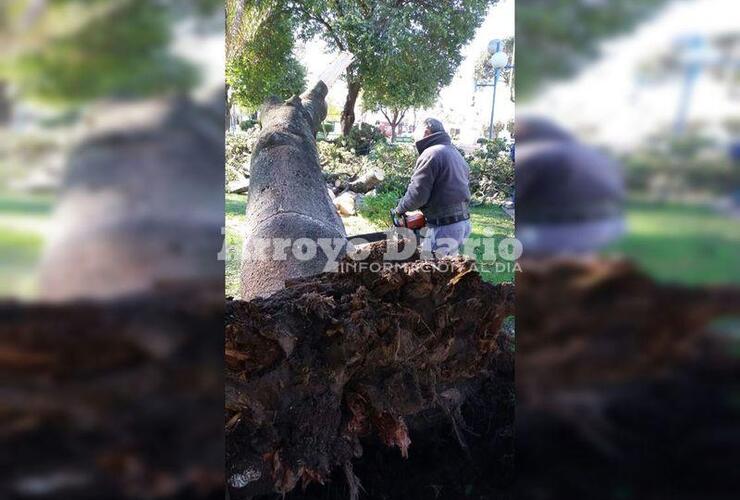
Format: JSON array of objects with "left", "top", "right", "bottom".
[{"left": 347, "top": 231, "right": 389, "bottom": 243}]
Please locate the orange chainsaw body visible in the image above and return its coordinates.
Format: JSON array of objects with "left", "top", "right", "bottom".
[{"left": 391, "top": 210, "right": 426, "bottom": 230}]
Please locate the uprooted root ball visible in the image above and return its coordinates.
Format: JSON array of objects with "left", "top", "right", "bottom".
[{"left": 226, "top": 241, "right": 514, "bottom": 498}]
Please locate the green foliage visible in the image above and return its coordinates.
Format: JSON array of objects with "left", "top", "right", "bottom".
[
  {"left": 517, "top": 0, "right": 671, "bottom": 100},
  {"left": 317, "top": 140, "right": 369, "bottom": 179},
  {"left": 226, "top": 128, "right": 260, "bottom": 182},
  {"left": 368, "top": 142, "right": 417, "bottom": 194},
  {"left": 288, "top": 0, "right": 496, "bottom": 132},
  {"left": 318, "top": 139, "right": 415, "bottom": 194},
  {"left": 239, "top": 118, "right": 259, "bottom": 131},
  {"left": 335, "top": 123, "right": 386, "bottom": 155},
  {"left": 624, "top": 132, "right": 739, "bottom": 197},
  {"left": 6, "top": 0, "right": 198, "bottom": 104},
  {"left": 467, "top": 138, "right": 514, "bottom": 202},
  {"left": 358, "top": 190, "right": 402, "bottom": 228},
  {"left": 226, "top": 4, "right": 305, "bottom": 112}
]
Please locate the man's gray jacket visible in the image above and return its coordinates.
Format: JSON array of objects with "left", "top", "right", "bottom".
[{"left": 396, "top": 131, "right": 471, "bottom": 223}]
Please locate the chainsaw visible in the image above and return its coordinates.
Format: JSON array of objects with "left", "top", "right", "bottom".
[
  {"left": 390, "top": 209, "right": 426, "bottom": 230},
  {"left": 348, "top": 209, "right": 426, "bottom": 243}
]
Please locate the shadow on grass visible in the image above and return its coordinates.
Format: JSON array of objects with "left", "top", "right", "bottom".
[
  {"left": 0, "top": 192, "right": 55, "bottom": 215},
  {"left": 226, "top": 193, "right": 247, "bottom": 218}
]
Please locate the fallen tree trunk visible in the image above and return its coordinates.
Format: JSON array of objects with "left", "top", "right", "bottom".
[
  {"left": 242, "top": 82, "right": 347, "bottom": 300},
  {"left": 225, "top": 242, "right": 515, "bottom": 498},
  {"left": 333, "top": 169, "right": 385, "bottom": 195},
  {"left": 333, "top": 191, "right": 364, "bottom": 216}
]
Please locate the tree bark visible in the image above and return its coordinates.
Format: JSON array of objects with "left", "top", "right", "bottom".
[
  {"left": 341, "top": 77, "right": 361, "bottom": 136},
  {"left": 241, "top": 82, "right": 347, "bottom": 300}
]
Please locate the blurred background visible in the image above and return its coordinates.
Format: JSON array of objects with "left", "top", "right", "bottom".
[
  {"left": 0, "top": 0, "right": 224, "bottom": 301},
  {"left": 516, "top": 1, "right": 740, "bottom": 498},
  {"left": 518, "top": 0, "right": 740, "bottom": 282},
  {"left": 0, "top": 2, "right": 225, "bottom": 499}
]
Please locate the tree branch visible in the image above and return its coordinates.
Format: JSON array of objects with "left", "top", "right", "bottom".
[
  {"left": 397, "top": 108, "right": 407, "bottom": 125},
  {"left": 379, "top": 107, "right": 392, "bottom": 125},
  {"left": 294, "top": 4, "right": 346, "bottom": 51}
]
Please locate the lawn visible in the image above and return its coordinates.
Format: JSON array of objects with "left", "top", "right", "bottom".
[
  {"left": 607, "top": 200, "right": 740, "bottom": 285},
  {"left": 0, "top": 192, "right": 54, "bottom": 298}
]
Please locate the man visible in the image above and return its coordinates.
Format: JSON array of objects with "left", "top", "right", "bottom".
[
  {"left": 515, "top": 116, "right": 625, "bottom": 256},
  {"left": 394, "top": 118, "right": 472, "bottom": 256}
]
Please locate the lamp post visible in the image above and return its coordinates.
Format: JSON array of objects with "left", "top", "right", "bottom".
[
  {"left": 475, "top": 39, "right": 512, "bottom": 139},
  {"left": 673, "top": 34, "right": 718, "bottom": 135}
]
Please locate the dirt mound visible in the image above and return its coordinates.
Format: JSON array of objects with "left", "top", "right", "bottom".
[
  {"left": 515, "top": 257, "right": 740, "bottom": 499},
  {"left": 0, "top": 283, "right": 224, "bottom": 499},
  {"left": 226, "top": 242, "right": 515, "bottom": 498}
]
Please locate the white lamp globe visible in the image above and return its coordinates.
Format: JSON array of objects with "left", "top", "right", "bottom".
[{"left": 491, "top": 51, "right": 509, "bottom": 69}]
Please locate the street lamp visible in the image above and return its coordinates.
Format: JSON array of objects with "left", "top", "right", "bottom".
[
  {"left": 475, "top": 39, "right": 513, "bottom": 139},
  {"left": 673, "top": 34, "right": 719, "bottom": 135}
]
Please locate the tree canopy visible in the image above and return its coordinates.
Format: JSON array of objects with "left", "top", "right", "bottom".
[
  {"left": 288, "top": 0, "right": 497, "bottom": 134},
  {"left": 516, "top": 0, "right": 672, "bottom": 100},
  {"left": 1, "top": 0, "right": 220, "bottom": 106},
  {"left": 226, "top": 2, "right": 305, "bottom": 112},
  {"left": 360, "top": 26, "right": 446, "bottom": 141}
]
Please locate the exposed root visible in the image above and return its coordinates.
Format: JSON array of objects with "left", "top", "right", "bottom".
[{"left": 226, "top": 241, "right": 514, "bottom": 498}]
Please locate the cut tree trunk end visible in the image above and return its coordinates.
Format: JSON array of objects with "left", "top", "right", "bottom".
[{"left": 333, "top": 169, "right": 385, "bottom": 195}]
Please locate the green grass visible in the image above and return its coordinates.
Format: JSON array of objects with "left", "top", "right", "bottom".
[
  {"left": 0, "top": 192, "right": 53, "bottom": 298},
  {"left": 0, "top": 192, "right": 55, "bottom": 215},
  {"left": 225, "top": 193, "right": 247, "bottom": 220},
  {"left": 358, "top": 190, "right": 402, "bottom": 227},
  {"left": 608, "top": 201, "right": 740, "bottom": 285},
  {"left": 358, "top": 190, "right": 516, "bottom": 283},
  {"left": 225, "top": 194, "right": 247, "bottom": 297},
  {"left": 466, "top": 204, "right": 516, "bottom": 284}
]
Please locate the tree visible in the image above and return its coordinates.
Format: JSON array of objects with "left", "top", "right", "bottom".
[
  {"left": 361, "top": 40, "right": 440, "bottom": 142},
  {"left": 226, "top": 10, "right": 305, "bottom": 112},
  {"left": 288, "top": 0, "right": 496, "bottom": 135},
  {"left": 0, "top": 0, "right": 217, "bottom": 106},
  {"left": 517, "top": 0, "right": 672, "bottom": 100},
  {"left": 225, "top": 1, "right": 305, "bottom": 113}
]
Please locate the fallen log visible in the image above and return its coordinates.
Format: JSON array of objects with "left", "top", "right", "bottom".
[
  {"left": 241, "top": 82, "right": 347, "bottom": 300},
  {"left": 226, "top": 241, "right": 515, "bottom": 498},
  {"left": 333, "top": 169, "right": 385, "bottom": 195},
  {"left": 333, "top": 191, "right": 364, "bottom": 216}
]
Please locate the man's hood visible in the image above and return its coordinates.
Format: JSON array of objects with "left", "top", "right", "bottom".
[{"left": 415, "top": 131, "right": 452, "bottom": 154}]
